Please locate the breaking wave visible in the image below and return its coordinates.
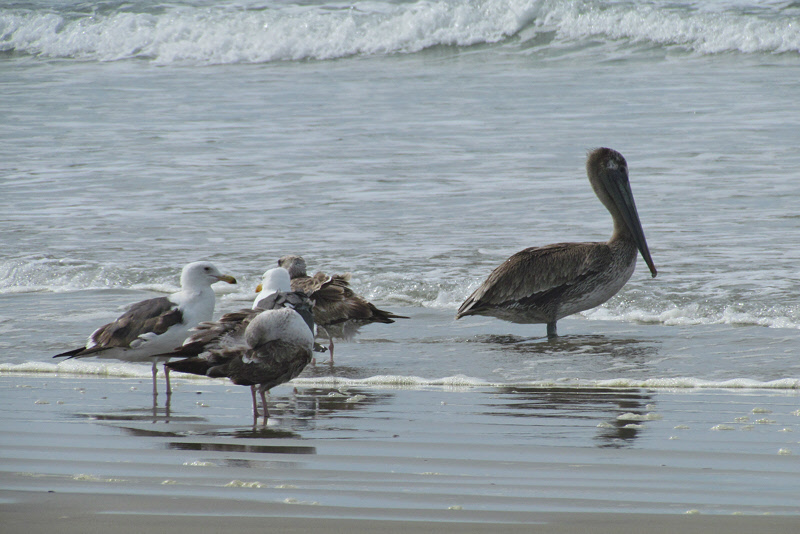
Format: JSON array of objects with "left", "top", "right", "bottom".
[{"left": 2, "top": 0, "right": 798, "bottom": 64}]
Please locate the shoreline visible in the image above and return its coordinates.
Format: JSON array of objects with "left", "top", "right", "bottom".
[
  {"left": 4, "top": 491, "right": 800, "bottom": 534},
  {"left": 2, "top": 374, "right": 799, "bottom": 532}
]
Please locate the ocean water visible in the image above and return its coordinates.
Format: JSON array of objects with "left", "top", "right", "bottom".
[{"left": 2, "top": 0, "right": 800, "bottom": 389}]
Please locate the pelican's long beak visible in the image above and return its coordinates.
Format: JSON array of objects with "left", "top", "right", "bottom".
[
  {"left": 215, "top": 274, "right": 237, "bottom": 284},
  {"left": 608, "top": 171, "right": 658, "bottom": 278},
  {"left": 255, "top": 283, "right": 263, "bottom": 293}
]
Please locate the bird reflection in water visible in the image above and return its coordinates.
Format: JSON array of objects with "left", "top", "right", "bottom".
[
  {"left": 472, "top": 333, "right": 659, "bottom": 447},
  {"left": 475, "top": 333, "right": 658, "bottom": 357},
  {"left": 486, "top": 386, "right": 655, "bottom": 448},
  {"left": 86, "top": 386, "right": 392, "bottom": 437},
  {"left": 474, "top": 333, "right": 660, "bottom": 377}
]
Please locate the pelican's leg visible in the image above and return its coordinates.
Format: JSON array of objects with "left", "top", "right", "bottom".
[{"left": 546, "top": 322, "right": 558, "bottom": 339}]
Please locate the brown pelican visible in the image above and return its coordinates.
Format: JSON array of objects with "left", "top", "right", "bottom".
[
  {"left": 456, "top": 148, "right": 657, "bottom": 338},
  {"left": 52, "top": 262, "right": 237, "bottom": 397},
  {"left": 277, "top": 255, "right": 409, "bottom": 362},
  {"left": 164, "top": 272, "right": 315, "bottom": 424}
]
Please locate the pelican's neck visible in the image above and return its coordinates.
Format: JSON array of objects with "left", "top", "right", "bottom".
[
  {"left": 587, "top": 151, "right": 632, "bottom": 245},
  {"left": 608, "top": 213, "right": 634, "bottom": 244},
  {"left": 590, "top": 175, "right": 630, "bottom": 245}
]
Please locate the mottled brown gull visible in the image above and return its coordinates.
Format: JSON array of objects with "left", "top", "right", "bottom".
[
  {"left": 165, "top": 267, "right": 315, "bottom": 423},
  {"left": 277, "top": 255, "right": 409, "bottom": 362}
]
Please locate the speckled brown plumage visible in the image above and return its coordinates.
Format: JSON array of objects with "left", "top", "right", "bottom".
[
  {"left": 456, "top": 148, "right": 656, "bottom": 338},
  {"left": 277, "top": 255, "right": 409, "bottom": 360},
  {"left": 164, "top": 294, "right": 315, "bottom": 422}
]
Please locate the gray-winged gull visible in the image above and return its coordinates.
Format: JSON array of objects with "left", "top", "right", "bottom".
[
  {"left": 165, "top": 267, "right": 315, "bottom": 423},
  {"left": 52, "top": 261, "right": 237, "bottom": 396}
]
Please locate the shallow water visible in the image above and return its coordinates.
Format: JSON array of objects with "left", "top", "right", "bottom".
[
  {"left": 2, "top": 2, "right": 799, "bottom": 392},
  {"left": 2, "top": 376, "right": 799, "bottom": 517},
  {"left": 4, "top": 3, "right": 800, "bottom": 524}
]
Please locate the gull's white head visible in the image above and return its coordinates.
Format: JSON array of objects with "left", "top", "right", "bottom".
[
  {"left": 253, "top": 267, "right": 291, "bottom": 308},
  {"left": 180, "top": 261, "right": 237, "bottom": 290}
]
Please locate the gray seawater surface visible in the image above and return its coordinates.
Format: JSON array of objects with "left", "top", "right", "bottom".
[{"left": 2, "top": 1, "right": 799, "bottom": 385}]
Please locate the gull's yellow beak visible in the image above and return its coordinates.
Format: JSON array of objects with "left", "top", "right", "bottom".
[
  {"left": 255, "top": 283, "right": 263, "bottom": 293},
  {"left": 216, "top": 274, "right": 237, "bottom": 285}
]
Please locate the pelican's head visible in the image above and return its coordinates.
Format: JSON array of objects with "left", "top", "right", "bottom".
[{"left": 587, "top": 148, "right": 657, "bottom": 278}]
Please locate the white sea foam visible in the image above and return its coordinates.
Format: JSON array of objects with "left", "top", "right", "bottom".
[
  {"left": 294, "top": 373, "right": 491, "bottom": 389},
  {"left": 0, "top": 257, "right": 236, "bottom": 297},
  {"left": 1, "top": 360, "right": 154, "bottom": 378},
  {"left": 545, "top": 0, "right": 800, "bottom": 55},
  {"left": 0, "top": 360, "right": 229, "bottom": 382},
  {"left": 0, "top": 0, "right": 532, "bottom": 64},
  {"left": 582, "top": 303, "right": 800, "bottom": 330},
  {"left": 3, "top": 363, "right": 797, "bottom": 390},
  {"left": 0, "top": 256, "right": 180, "bottom": 295},
  {"left": 3, "top": 255, "right": 797, "bottom": 331},
  {"left": 1, "top": 0, "right": 798, "bottom": 64}
]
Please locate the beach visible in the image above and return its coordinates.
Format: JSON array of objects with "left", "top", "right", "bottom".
[
  {"left": 7, "top": 498, "right": 800, "bottom": 534},
  {"left": 3, "top": 0, "right": 800, "bottom": 530},
  {"left": 3, "top": 355, "right": 799, "bottom": 532}
]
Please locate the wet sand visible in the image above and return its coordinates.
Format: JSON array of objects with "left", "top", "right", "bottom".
[
  {"left": 5, "top": 493, "right": 800, "bottom": 534},
  {"left": 1, "top": 374, "right": 799, "bottom": 532}
]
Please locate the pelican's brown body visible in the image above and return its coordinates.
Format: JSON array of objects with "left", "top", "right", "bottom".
[{"left": 456, "top": 148, "right": 657, "bottom": 338}]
